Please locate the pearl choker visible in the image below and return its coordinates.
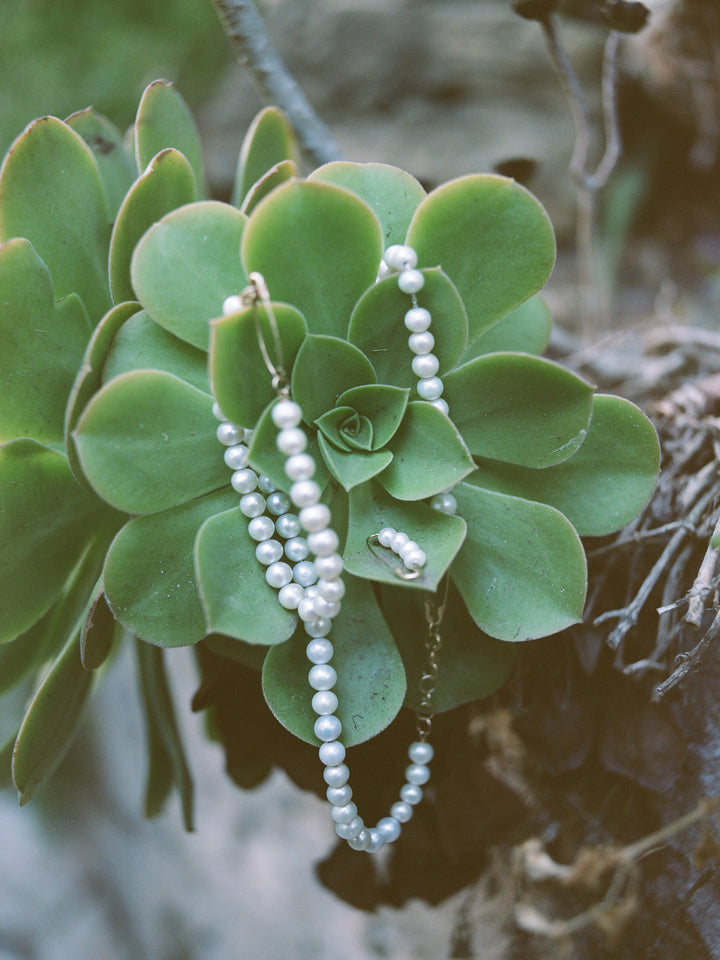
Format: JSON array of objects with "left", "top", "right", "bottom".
[{"left": 214, "top": 245, "right": 456, "bottom": 853}]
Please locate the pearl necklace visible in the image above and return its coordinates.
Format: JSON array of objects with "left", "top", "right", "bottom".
[{"left": 214, "top": 246, "right": 456, "bottom": 853}]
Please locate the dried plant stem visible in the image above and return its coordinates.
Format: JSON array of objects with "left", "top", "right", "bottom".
[
  {"left": 685, "top": 511, "right": 720, "bottom": 626},
  {"left": 210, "top": 0, "right": 341, "bottom": 166}
]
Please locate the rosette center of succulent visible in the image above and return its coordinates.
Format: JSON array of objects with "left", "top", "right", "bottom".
[{"left": 315, "top": 406, "right": 375, "bottom": 453}]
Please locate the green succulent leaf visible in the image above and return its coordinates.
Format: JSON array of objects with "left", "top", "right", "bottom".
[
  {"left": 134, "top": 79, "right": 206, "bottom": 195},
  {"left": 336, "top": 384, "right": 410, "bottom": 449},
  {"left": 109, "top": 148, "right": 197, "bottom": 304},
  {"left": 379, "top": 402, "right": 476, "bottom": 500},
  {"left": 0, "top": 627, "right": 55, "bottom": 697},
  {"left": 469, "top": 394, "right": 660, "bottom": 536},
  {"left": 316, "top": 407, "right": 373, "bottom": 452},
  {"left": 233, "top": 106, "right": 300, "bottom": 208},
  {"left": 344, "top": 480, "right": 467, "bottom": 592},
  {"left": 104, "top": 490, "right": 236, "bottom": 647},
  {"left": 318, "top": 433, "right": 393, "bottom": 490},
  {"left": 65, "top": 108, "right": 136, "bottom": 217},
  {"left": 406, "top": 174, "right": 556, "bottom": 342},
  {"left": 210, "top": 302, "right": 307, "bottom": 426},
  {"left": 73, "top": 370, "right": 224, "bottom": 514},
  {"left": 0, "top": 440, "right": 116, "bottom": 643},
  {"left": 80, "top": 583, "right": 116, "bottom": 671},
  {"left": 0, "top": 115, "right": 111, "bottom": 321},
  {"left": 459, "top": 294, "right": 552, "bottom": 361},
  {"left": 135, "top": 639, "right": 194, "bottom": 830},
  {"left": 291, "top": 335, "right": 377, "bottom": 423},
  {"left": 195, "top": 506, "right": 297, "bottom": 644},
  {"left": 381, "top": 582, "right": 516, "bottom": 712},
  {"left": 347, "top": 268, "right": 468, "bottom": 388},
  {"left": 452, "top": 482, "right": 587, "bottom": 641},
  {"left": 0, "top": 682, "right": 32, "bottom": 760},
  {"left": 131, "top": 200, "right": 248, "bottom": 350},
  {"left": 248, "top": 401, "right": 329, "bottom": 493},
  {"left": 262, "top": 575, "right": 406, "bottom": 746},
  {"left": 102, "top": 310, "right": 210, "bottom": 393},
  {"left": 309, "top": 161, "right": 426, "bottom": 246},
  {"left": 0, "top": 238, "right": 91, "bottom": 444},
  {"left": 444, "top": 353, "right": 594, "bottom": 467},
  {"left": 241, "top": 179, "right": 383, "bottom": 337},
  {"left": 240, "top": 160, "right": 298, "bottom": 215},
  {"left": 12, "top": 630, "right": 96, "bottom": 806}
]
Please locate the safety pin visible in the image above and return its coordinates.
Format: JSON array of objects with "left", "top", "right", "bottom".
[{"left": 366, "top": 534, "right": 422, "bottom": 581}]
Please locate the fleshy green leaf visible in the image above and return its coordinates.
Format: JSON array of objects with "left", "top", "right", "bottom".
[
  {"left": 335, "top": 384, "right": 410, "bottom": 449},
  {"left": 131, "top": 200, "right": 248, "bottom": 350},
  {"left": 0, "top": 440, "right": 116, "bottom": 643},
  {"left": 444, "top": 353, "right": 594, "bottom": 467},
  {"left": 104, "top": 490, "right": 236, "bottom": 647},
  {"left": 242, "top": 179, "right": 383, "bottom": 337},
  {"left": 248, "top": 401, "right": 329, "bottom": 493},
  {"left": 80, "top": 583, "right": 116, "bottom": 670},
  {"left": 381, "top": 582, "right": 516, "bottom": 712},
  {"left": 348, "top": 268, "right": 467, "bottom": 388},
  {"left": 406, "top": 174, "right": 556, "bottom": 342},
  {"left": 318, "top": 434, "right": 393, "bottom": 491},
  {"left": 262, "top": 575, "right": 406, "bottom": 746},
  {"left": 233, "top": 106, "right": 300, "bottom": 208},
  {"left": 460, "top": 294, "right": 552, "bottom": 361},
  {"left": 109, "top": 149, "right": 197, "bottom": 304},
  {"left": 0, "top": 116, "right": 111, "bottom": 320},
  {"left": 65, "top": 108, "right": 136, "bottom": 217},
  {"left": 379, "top": 402, "right": 476, "bottom": 500},
  {"left": 12, "top": 630, "right": 95, "bottom": 805},
  {"left": 452, "top": 482, "right": 586, "bottom": 640},
  {"left": 468, "top": 394, "right": 660, "bottom": 536},
  {"left": 102, "top": 310, "right": 210, "bottom": 393},
  {"left": 344, "top": 480, "right": 467, "bottom": 592},
  {"left": 135, "top": 639, "right": 194, "bottom": 830},
  {"left": 134, "top": 79, "right": 206, "bottom": 195},
  {"left": 195, "top": 506, "right": 297, "bottom": 644},
  {"left": 240, "top": 160, "right": 298, "bottom": 215},
  {"left": 309, "top": 161, "right": 426, "bottom": 246},
  {"left": 73, "top": 370, "right": 224, "bottom": 514},
  {"left": 291, "top": 335, "right": 377, "bottom": 423},
  {"left": 0, "top": 238, "right": 91, "bottom": 444},
  {"left": 316, "top": 407, "right": 375, "bottom": 453},
  {"left": 210, "top": 302, "right": 307, "bottom": 427}
]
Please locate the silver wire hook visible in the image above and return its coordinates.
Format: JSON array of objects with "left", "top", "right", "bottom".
[{"left": 241, "top": 272, "right": 288, "bottom": 395}]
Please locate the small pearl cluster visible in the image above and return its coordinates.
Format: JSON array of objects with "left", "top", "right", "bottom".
[
  {"left": 380, "top": 244, "right": 448, "bottom": 417},
  {"left": 376, "top": 526, "right": 426, "bottom": 573}
]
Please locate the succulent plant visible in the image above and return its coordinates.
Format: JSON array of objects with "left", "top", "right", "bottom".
[{"left": 0, "top": 81, "right": 660, "bottom": 822}]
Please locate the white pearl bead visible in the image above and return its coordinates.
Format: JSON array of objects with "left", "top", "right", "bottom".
[
  {"left": 406, "top": 763, "right": 431, "bottom": 785},
  {"left": 376, "top": 816, "right": 402, "bottom": 842},
  {"left": 266, "top": 561, "right": 292, "bottom": 589},
  {"left": 348, "top": 828, "right": 372, "bottom": 851},
  {"left": 323, "top": 763, "right": 349, "bottom": 787},
  {"left": 403, "top": 548, "right": 426, "bottom": 570},
  {"left": 306, "top": 638, "right": 333, "bottom": 664},
  {"left": 336, "top": 816, "right": 365, "bottom": 840},
  {"left": 266, "top": 491, "right": 292, "bottom": 516},
  {"left": 318, "top": 578, "right": 345, "bottom": 602},
  {"left": 398, "top": 539, "right": 419, "bottom": 558},
  {"left": 377, "top": 526, "right": 396, "bottom": 547},
  {"left": 284, "top": 453, "right": 315, "bottom": 481},
  {"left": 309, "top": 664, "right": 337, "bottom": 690},
  {"left": 404, "top": 306, "right": 432, "bottom": 332},
  {"left": 292, "top": 560, "right": 317, "bottom": 587},
  {"left": 430, "top": 492, "right": 457, "bottom": 515},
  {"left": 331, "top": 801, "right": 357, "bottom": 824},
  {"left": 313, "top": 596, "right": 340, "bottom": 620},
  {"left": 308, "top": 529, "right": 340, "bottom": 557},
  {"left": 290, "top": 479, "right": 322, "bottom": 507},
  {"left": 212, "top": 401, "right": 226, "bottom": 421},
  {"left": 412, "top": 353, "right": 440, "bottom": 378},
  {"left": 222, "top": 294, "right": 243, "bottom": 315},
  {"left": 391, "top": 801, "right": 413, "bottom": 823},
  {"left": 284, "top": 537, "right": 308, "bottom": 562},
  {"left": 278, "top": 582, "right": 304, "bottom": 610},
  {"left": 320, "top": 742, "right": 346, "bottom": 767},
  {"left": 271, "top": 399, "right": 302, "bottom": 429},
  {"left": 276, "top": 513, "right": 302, "bottom": 539},
  {"left": 239, "top": 492, "right": 266, "bottom": 518},
  {"left": 314, "top": 715, "right": 342, "bottom": 741},
  {"left": 313, "top": 691, "right": 339, "bottom": 715},
  {"left": 231, "top": 468, "right": 258, "bottom": 494},
  {"left": 298, "top": 596, "right": 320, "bottom": 622},
  {"left": 299, "top": 503, "right": 331, "bottom": 532},
  {"left": 247, "top": 516, "right": 275, "bottom": 541},
  {"left": 216, "top": 422, "right": 244, "bottom": 446},
  {"left": 367, "top": 830, "right": 385, "bottom": 853},
  {"left": 276, "top": 427, "right": 307, "bottom": 456},
  {"left": 314, "top": 554, "right": 344, "bottom": 580},
  {"left": 390, "top": 531, "right": 410, "bottom": 554},
  {"left": 409, "top": 741, "right": 434, "bottom": 764},
  {"left": 384, "top": 244, "right": 418, "bottom": 271},
  {"left": 257, "top": 475, "right": 276, "bottom": 494},
  {"left": 429, "top": 398, "right": 450, "bottom": 416},
  {"left": 327, "top": 785, "right": 352, "bottom": 805},
  {"left": 255, "top": 539, "right": 283, "bottom": 565},
  {"left": 224, "top": 444, "right": 249, "bottom": 469},
  {"left": 408, "top": 331, "right": 435, "bottom": 355},
  {"left": 400, "top": 783, "right": 423, "bottom": 805},
  {"left": 416, "top": 376, "right": 444, "bottom": 401},
  {"left": 398, "top": 269, "right": 425, "bottom": 294},
  {"left": 304, "top": 617, "right": 332, "bottom": 638}
]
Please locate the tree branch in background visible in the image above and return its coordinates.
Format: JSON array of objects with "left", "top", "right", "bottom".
[{"left": 210, "top": 0, "right": 342, "bottom": 166}]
